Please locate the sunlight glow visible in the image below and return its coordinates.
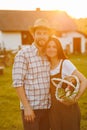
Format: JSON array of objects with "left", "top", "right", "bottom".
[{"left": 0, "top": 0, "right": 87, "bottom": 18}]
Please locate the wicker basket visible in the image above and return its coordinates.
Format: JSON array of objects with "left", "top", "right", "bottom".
[{"left": 51, "top": 75, "right": 80, "bottom": 102}]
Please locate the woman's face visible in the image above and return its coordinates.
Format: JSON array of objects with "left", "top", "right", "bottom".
[{"left": 46, "top": 40, "right": 58, "bottom": 58}]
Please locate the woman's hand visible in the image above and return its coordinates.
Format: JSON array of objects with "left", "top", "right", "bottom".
[{"left": 59, "top": 98, "right": 76, "bottom": 106}]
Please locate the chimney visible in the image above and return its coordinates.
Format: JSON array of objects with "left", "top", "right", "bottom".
[{"left": 36, "top": 8, "right": 40, "bottom": 11}]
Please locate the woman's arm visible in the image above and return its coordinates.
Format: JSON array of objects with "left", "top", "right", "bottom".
[{"left": 72, "top": 69, "right": 87, "bottom": 101}]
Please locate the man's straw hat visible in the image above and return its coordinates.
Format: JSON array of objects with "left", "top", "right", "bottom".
[{"left": 29, "top": 18, "right": 52, "bottom": 34}]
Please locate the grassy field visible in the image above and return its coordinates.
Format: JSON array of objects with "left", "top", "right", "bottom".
[{"left": 0, "top": 54, "right": 87, "bottom": 130}]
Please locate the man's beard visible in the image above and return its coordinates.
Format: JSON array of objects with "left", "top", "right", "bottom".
[{"left": 36, "top": 39, "right": 46, "bottom": 47}]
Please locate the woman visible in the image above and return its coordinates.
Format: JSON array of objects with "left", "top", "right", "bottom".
[{"left": 45, "top": 37, "right": 87, "bottom": 130}]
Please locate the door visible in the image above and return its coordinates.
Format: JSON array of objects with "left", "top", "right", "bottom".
[{"left": 73, "top": 38, "right": 81, "bottom": 54}]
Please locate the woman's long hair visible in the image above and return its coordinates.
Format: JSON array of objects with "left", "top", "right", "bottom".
[{"left": 45, "top": 36, "right": 68, "bottom": 60}]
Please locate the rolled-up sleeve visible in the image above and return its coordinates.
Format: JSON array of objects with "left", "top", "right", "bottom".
[{"left": 12, "top": 51, "right": 27, "bottom": 87}]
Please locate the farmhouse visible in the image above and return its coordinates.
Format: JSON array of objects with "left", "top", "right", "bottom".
[{"left": 0, "top": 9, "right": 87, "bottom": 53}]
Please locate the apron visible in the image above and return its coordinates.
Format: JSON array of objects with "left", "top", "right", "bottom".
[{"left": 49, "top": 60, "right": 81, "bottom": 130}]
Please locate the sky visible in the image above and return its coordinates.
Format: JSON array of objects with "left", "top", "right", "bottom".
[{"left": 0, "top": 0, "right": 87, "bottom": 18}]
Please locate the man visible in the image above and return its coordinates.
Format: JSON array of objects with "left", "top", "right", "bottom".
[{"left": 12, "top": 18, "right": 52, "bottom": 130}]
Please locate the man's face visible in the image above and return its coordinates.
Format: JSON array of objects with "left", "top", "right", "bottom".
[{"left": 34, "top": 27, "right": 50, "bottom": 47}]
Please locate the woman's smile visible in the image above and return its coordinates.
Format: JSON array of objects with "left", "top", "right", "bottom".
[{"left": 46, "top": 40, "right": 58, "bottom": 58}]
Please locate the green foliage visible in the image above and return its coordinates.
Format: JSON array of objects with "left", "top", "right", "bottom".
[
  {"left": 74, "top": 18, "right": 87, "bottom": 35},
  {"left": 0, "top": 54, "right": 87, "bottom": 130}
]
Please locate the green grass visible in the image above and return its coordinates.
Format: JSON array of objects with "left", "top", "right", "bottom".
[
  {"left": 69, "top": 54, "right": 87, "bottom": 130},
  {"left": 0, "top": 67, "right": 23, "bottom": 130},
  {"left": 0, "top": 54, "right": 87, "bottom": 130}
]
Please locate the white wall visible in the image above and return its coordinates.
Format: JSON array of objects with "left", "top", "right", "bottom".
[
  {"left": 1, "top": 31, "right": 86, "bottom": 53},
  {"left": 58, "top": 32, "right": 86, "bottom": 53},
  {"left": 58, "top": 37, "right": 71, "bottom": 49},
  {"left": 2, "top": 32, "right": 22, "bottom": 50},
  {"left": 66, "top": 32, "right": 86, "bottom": 53}
]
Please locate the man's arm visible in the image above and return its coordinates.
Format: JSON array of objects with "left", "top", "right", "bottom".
[{"left": 15, "top": 86, "right": 35, "bottom": 122}]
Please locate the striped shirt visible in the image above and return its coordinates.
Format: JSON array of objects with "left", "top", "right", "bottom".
[{"left": 12, "top": 43, "right": 51, "bottom": 109}]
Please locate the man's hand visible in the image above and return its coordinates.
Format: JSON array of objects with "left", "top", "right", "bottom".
[{"left": 24, "top": 106, "right": 35, "bottom": 122}]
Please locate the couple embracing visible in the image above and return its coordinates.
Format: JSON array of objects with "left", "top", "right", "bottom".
[{"left": 12, "top": 18, "right": 87, "bottom": 130}]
